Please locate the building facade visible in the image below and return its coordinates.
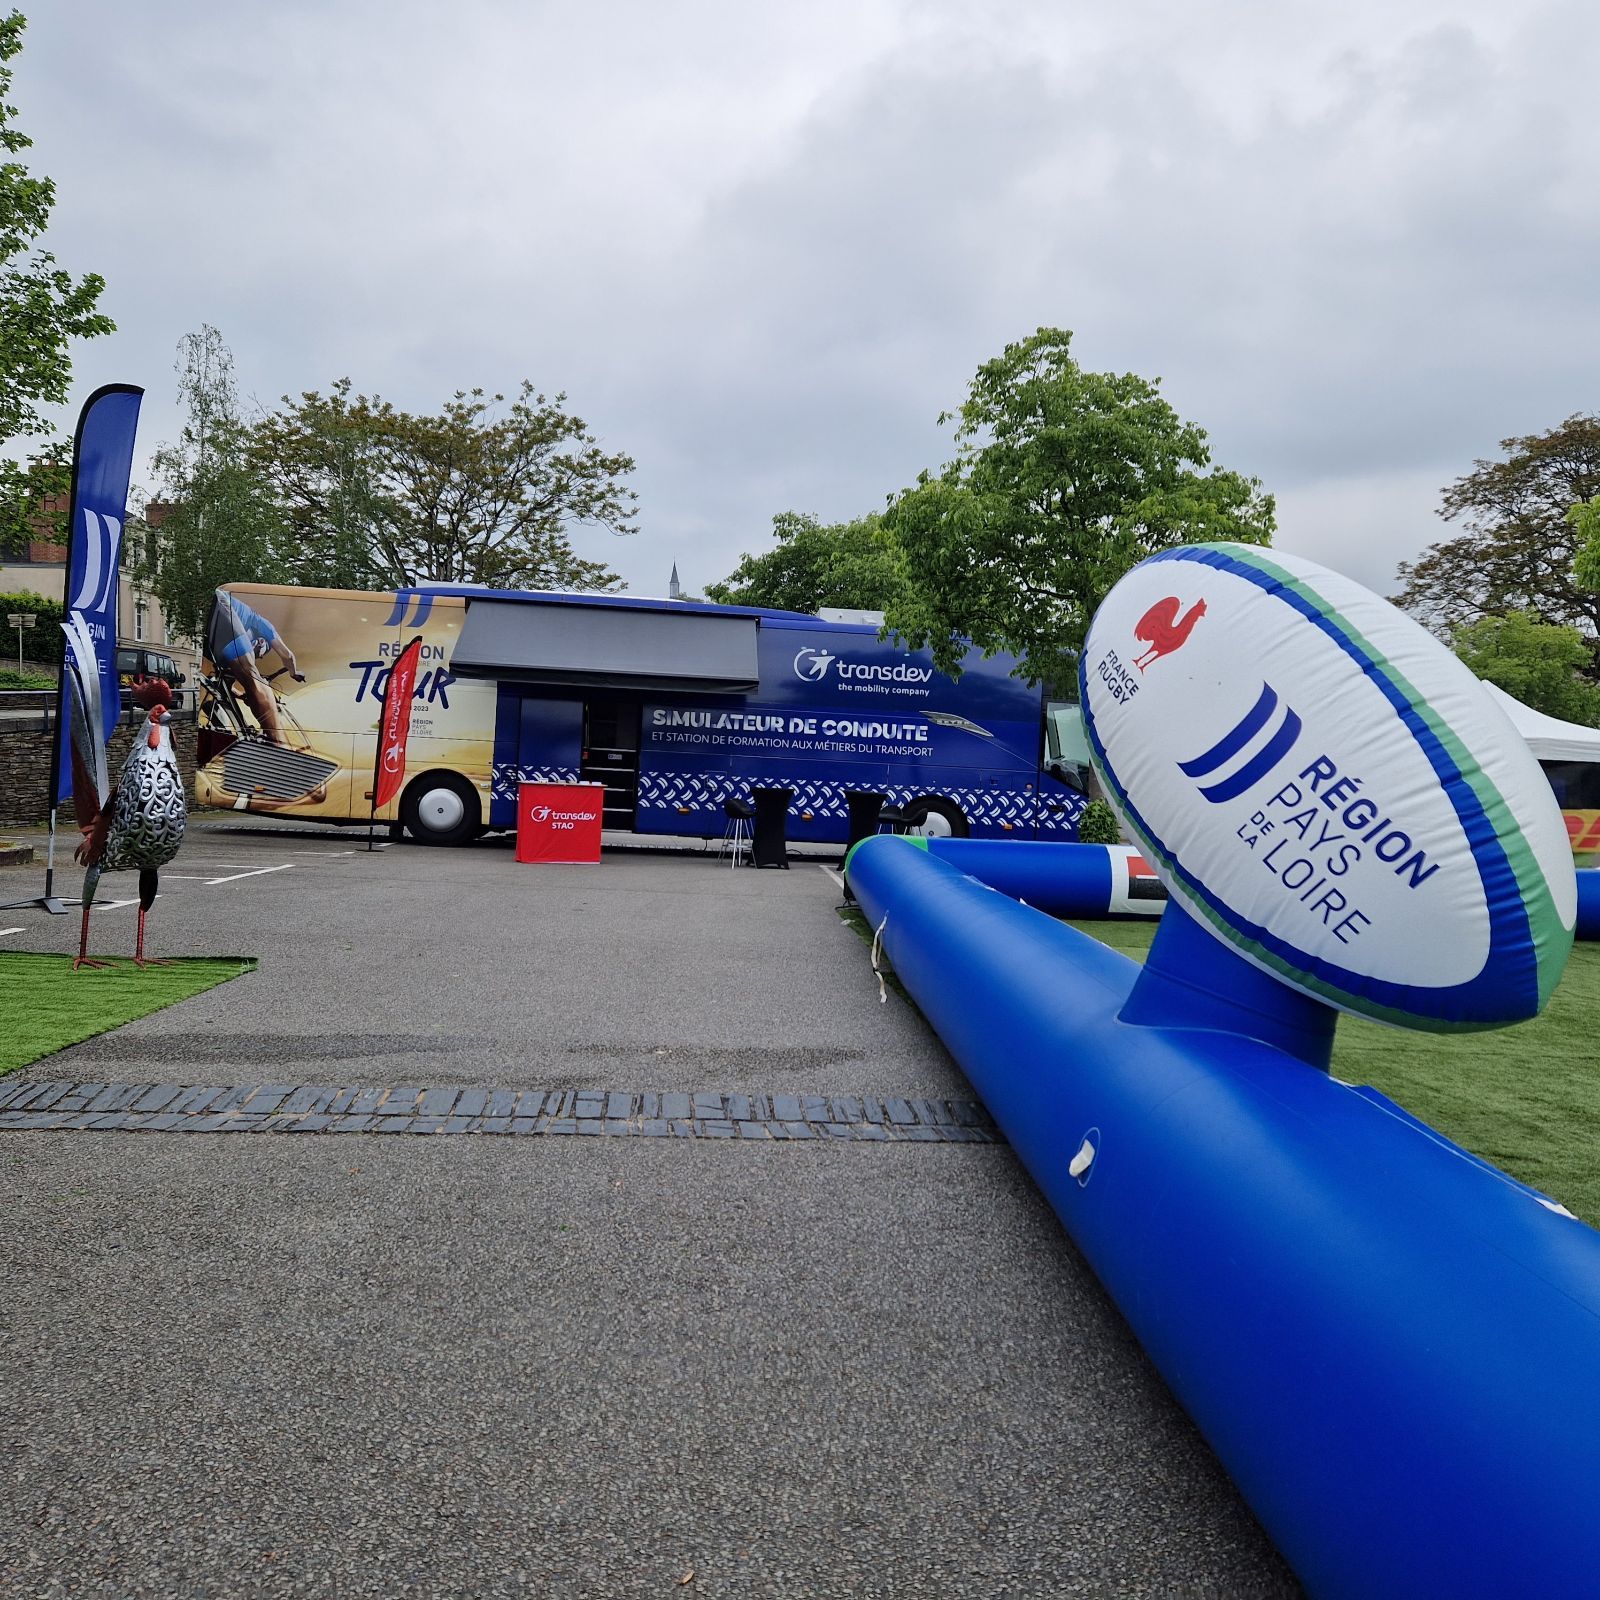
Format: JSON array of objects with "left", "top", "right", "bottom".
[{"left": 0, "top": 502, "right": 199, "bottom": 684}]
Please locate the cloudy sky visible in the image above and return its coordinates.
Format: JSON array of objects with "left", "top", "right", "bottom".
[{"left": 16, "top": 1, "right": 1599, "bottom": 599}]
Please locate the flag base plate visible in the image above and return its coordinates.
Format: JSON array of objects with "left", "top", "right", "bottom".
[{"left": 0, "top": 894, "right": 68, "bottom": 915}]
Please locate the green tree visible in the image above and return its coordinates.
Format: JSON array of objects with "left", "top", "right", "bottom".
[
  {"left": 1569, "top": 494, "right": 1600, "bottom": 595},
  {"left": 0, "top": 11, "right": 114, "bottom": 442},
  {"left": 881, "top": 328, "right": 1274, "bottom": 687},
  {"left": 250, "top": 379, "right": 637, "bottom": 591},
  {"left": 1452, "top": 610, "right": 1600, "bottom": 724},
  {"left": 1395, "top": 416, "right": 1600, "bottom": 641},
  {"left": 244, "top": 382, "right": 386, "bottom": 592},
  {"left": 0, "top": 441, "right": 66, "bottom": 557},
  {"left": 133, "top": 326, "right": 288, "bottom": 641},
  {"left": 704, "top": 510, "right": 911, "bottom": 613}
]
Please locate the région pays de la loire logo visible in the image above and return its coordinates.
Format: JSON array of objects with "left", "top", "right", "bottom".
[
  {"left": 70, "top": 508, "right": 123, "bottom": 627},
  {"left": 1132, "top": 596, "right": 1206, "bottom": 672},
  {"left": 1179, "top": 682, "right": 1303, "bottom": 806}
]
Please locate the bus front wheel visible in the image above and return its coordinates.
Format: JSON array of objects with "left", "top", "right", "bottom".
[
  {"left": 903, "top": 795, "right": 969, "bottom": 839},
  {"left": 401, "top": 772, "right": 481, "bottom": 847}
]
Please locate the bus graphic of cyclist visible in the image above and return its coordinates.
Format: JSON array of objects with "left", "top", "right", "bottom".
[{"left": 207, "top": 589, "right": 305, "bottom": 748}]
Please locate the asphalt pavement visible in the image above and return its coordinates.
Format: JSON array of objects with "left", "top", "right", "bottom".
[{"left": 0, "top": 822, "right": 1299, "bottom": 1598}]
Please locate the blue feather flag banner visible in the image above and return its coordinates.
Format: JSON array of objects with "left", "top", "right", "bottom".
[{"left": 52, "top": 384, "right": 144, "bottom": 808}]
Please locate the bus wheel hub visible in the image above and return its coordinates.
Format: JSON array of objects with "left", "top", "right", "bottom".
[{"left": 419, "top": 788, "right": 464, "bottom": 830}]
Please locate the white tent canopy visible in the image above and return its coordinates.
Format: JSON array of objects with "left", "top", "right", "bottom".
[{"left": 1481, "top": 681, "right": 1600, "bottom": 764}]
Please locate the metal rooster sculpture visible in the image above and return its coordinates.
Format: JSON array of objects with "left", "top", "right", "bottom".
[{"left": 63, "top": 615, "right": 187, "bottom": 969}]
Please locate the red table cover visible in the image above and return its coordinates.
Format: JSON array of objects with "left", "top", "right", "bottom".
[{"left": 515, "top": 782, "right": 604, "bottom": 864}]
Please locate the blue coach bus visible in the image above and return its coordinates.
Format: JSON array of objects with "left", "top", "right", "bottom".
[{"left": 196, "top": 582, "right": 1090, "bottom": 846}]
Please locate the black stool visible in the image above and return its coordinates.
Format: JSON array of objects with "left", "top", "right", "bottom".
[
  {"left": 751, "top": 786, "right": 794, "bottom": 868},
  {"left": 876, "top": 802, "right": 911, "bottom": 835},
  {"left": 718, "top": 796, "right": 754, "bottom": 868}
]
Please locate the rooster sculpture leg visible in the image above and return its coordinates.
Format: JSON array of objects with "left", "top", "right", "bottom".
[
  {"left": 132, "top": 868, "right": 170, "bottom": 968},
  {"left": 74, "top": 864, "right": 113, "bottom": 971}
]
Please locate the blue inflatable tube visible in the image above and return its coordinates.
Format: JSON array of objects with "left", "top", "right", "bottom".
[
  {"left": 912, "top": 837, "right": 1166, "bottom": 917},
  {"left": 1576, "top": 869, "right": 1600, "bottom": 939},
  {"left": 847, "top": 835, "right": 1600, "bottom": 1599}
]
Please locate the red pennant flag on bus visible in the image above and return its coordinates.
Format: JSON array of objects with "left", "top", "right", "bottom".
[{"left": 373, "top": 635, "right": 424, "bottom": 811}]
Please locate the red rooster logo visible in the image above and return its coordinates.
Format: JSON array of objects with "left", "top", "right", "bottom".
[{"left": 1132, "top": 596, "right": 1207, "bottom": 672}]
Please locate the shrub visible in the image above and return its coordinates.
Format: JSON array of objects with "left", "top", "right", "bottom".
[
  {"left": 1077, "top": 799, "right": 1122, "bottom": 844},
  {"left": 0, "top": 666, "right": 53, "bottom": 689},
  {"left": 0, "top": 589, "right": 64, "bottom": 664}
]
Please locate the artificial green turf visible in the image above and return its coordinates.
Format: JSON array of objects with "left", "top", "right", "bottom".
[
  {"left": 1067, "top": 919, "right": 1600, "bottom": 1225},
  {"left": 0, "top": 953, "right": 256, "bottom": 1078}
]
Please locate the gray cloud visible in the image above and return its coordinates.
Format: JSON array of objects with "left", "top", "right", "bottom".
[{"left": 13, "top": 1, "right": 1597, "bottom": 601}]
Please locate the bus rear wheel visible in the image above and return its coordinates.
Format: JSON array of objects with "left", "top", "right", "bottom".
[
  {"left": 401, "top": 772, "right": 481, "bottom": 847},
  {"left": 903, "top": 795, "right": 969, "bottom": 839}
]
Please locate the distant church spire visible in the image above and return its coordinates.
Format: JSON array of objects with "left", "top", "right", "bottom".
[{"left": 669, "top": 562, "right": 681, "bottom": 600}]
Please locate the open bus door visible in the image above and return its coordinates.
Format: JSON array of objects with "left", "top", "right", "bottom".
[{"left": 582, "top": 698, "right": 641, "bottom": 831}]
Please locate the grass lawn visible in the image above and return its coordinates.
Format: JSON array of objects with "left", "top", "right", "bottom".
[{"left": 0, "top": 953, "right": 255, "bottom": 1078}]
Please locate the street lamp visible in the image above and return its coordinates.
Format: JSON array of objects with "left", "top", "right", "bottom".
[{"left": 6, "top": 611, "right": 36, "bottom": 676}]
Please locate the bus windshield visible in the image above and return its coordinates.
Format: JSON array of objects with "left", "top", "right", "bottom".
[{"left": 1044, "top": 700, "right": 1091, "bottom": 793}]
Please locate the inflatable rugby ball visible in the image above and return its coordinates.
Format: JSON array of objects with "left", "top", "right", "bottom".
[{"left": 1080, "top": 543, "right": 1574, "bottom": 1030}]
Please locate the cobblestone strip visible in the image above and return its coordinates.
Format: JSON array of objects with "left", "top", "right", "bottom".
[{"left": 0, "top": 1081, "right": 1004, "bottom": 1144}]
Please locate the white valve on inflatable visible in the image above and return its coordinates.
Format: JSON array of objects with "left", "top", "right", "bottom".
[{"left": 1069, "top": 1137, "right": 1096, "bottom": 1179}]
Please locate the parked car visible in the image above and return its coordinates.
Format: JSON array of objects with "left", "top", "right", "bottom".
[{"left": 116, "top": 643, "right": 185, "bottom": 689}]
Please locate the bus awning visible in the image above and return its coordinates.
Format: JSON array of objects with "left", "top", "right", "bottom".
[{"left": 451, "top": 599, "right": 760, "bottom": 693}]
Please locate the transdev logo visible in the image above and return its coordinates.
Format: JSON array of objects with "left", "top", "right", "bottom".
[
  {"left": 791, "top": 646, "right": 933, "bottom": 686},
  {"left": 793, "top": 647, "right": 836, "bottom": 682},
  {"left": 1178, "top": 682, "right": 1302, "bottom": 803},
  {"left": 528, "top": 804, "right": 594, "bottom": 823}
]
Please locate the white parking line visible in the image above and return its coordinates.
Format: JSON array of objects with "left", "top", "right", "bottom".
[
  {"left": 204, "top": 864, "right": 296, "bottom": 885},
  {"left": 81, "top": 894, "right": 165, "bottom": 914},
  {"left": 0, "top": 926, "right": 23, "bottom": 937},
  {"left": 817, "top": 865, "right": 845, "bottom": 888}
]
